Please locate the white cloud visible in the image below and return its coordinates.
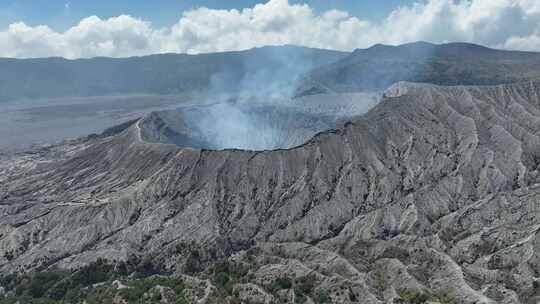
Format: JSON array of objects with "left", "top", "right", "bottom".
[{"left": 1, "top": 0, "right": 540, "bottom": 59}]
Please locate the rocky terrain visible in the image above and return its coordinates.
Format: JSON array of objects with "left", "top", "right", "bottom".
[{"left": 3, "top": 76, "right": 540, "bottom": 303}]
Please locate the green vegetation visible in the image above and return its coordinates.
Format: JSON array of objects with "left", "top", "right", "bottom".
[
  {"left": 0, "top": 257, "right": 336, "bottom": 304},
  {"left": 394, "top": 290, "right": 453, "bottom": 304},
  {"left": 0, "top": 259, "right": 187, "bottom": 304},
  {"left": 117, "top": 277, "right": 185, "bottom": 303},
  {"left": 0, "top": 275, "right": 187, "bottom": 304},
  {"left": 396, "top": 291, "right": 431, "bottom": 304},
  {"left": 209, "top": 260, "right": 250, "bottom": 297},
  {"left": 175, "top": 241, "right": 203, "bottom": 275},
  {"left": 270, "top": 277, "right": 292, "bottom": 292},
  {"left": 266, "top": 274, "right": 329, "bottom": 304},
  {"left": 0, "top": 259, "right": 119, "bottom": 303},
  {"left": 314, "top": 290, "right": 330, "bottom": 304},
  {"left": 293, "top": 275, "right": 316, "bottom": 304}
]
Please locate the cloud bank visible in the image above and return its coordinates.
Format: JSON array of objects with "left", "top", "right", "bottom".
[{"left": 1, "top": 0, "right": 540, "bottom": 58}]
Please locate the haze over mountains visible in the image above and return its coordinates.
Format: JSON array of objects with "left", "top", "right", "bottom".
[
  {"left": 0, "top": 46, "right": 348, "bottom": 152},
  {"left": 3, "top": 42, "right": 540, "bottom": 103},
  {"left": 4, "top": 41, "right": 540, "bottom": 152},
  {"left": 4, "top": 42, "right": 540, "bottom": 303},
  {"left": 0, "top": 45, "right": 347, "bottom": 102}
]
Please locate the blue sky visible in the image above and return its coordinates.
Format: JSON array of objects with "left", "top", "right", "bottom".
[
  {"left": 1, "top": 0, "right": 539, "bottom": 59},
  {"left": 0, "top": 0, "right": 415, "bottom": 31}
]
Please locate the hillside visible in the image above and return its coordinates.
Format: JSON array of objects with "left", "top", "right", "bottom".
[
  {"left": 3, "top": 79, "right": 540, "bottom": 303},
  {"left": 296, "top": 42, "right": 540, "bottom": 96}
]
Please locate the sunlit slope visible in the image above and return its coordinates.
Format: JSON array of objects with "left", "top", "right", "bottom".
[{"left": 3, "top": 80, "right": 540, "bottom": 303}]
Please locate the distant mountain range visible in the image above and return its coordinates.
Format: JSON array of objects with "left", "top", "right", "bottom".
[
  {"left": 297, "top": 41, "right": 540, "bottom": 95},
  {"left": 4, "top": 42, "right": 540, "bottom": 102},
  {"left": 0, "top": 45, "right": 347, "bottom": 102}
]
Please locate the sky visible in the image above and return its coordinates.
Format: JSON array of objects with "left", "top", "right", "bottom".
[
  {"left": 1, "top": 0, "right": 540, "bottom": 58},
  {"left": 0, "top": 1, "right": 416, "bottom": 31}
]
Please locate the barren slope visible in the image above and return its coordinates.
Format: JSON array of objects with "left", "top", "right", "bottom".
[{"left": 3, "top": 80, "right": 540, "bottom": 302}]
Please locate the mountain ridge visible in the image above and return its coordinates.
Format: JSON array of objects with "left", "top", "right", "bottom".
[
  {"left": 0, "top": 45, "right": 348, "bottom": 102},
  {"left": 297, "top": 41, "right": 540, "bottom": 96},
  {"left": 5, "top": 41, "right": 540, "bottom": 103}
]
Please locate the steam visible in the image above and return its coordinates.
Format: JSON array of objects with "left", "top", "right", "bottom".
[
  {"left": 180, "top": 103, "right": 311, "bottom": 150},
  {"left": 175, "top": 46, "right": 381, "bottom": 151},
  {"left": 206, "top": 46, "right": 317, "bottom": 101}
]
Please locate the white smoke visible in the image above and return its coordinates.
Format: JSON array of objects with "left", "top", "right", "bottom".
[
  {"left": 181, "top": 47, "right": 325, "bottom": 150},
  {"left": 175, "top": 47, "right": 379, "bottom": 151}
]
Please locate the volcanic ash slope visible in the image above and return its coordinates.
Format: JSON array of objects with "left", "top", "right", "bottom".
[{"left": 4, "top": 80, "right": 540, "bottom": 303}]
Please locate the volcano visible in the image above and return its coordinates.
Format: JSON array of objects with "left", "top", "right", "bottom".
[{"left": 3, "top": 42, "right": 540, "bottom": 303}]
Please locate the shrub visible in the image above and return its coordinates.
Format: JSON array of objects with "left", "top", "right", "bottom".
[
  {"left": 175, "top": 296, "right": 189, "bottom": 304},
  {"left": 119, "top": 276, "right": 185, "bottom": 303},
  {"left": 314, "top": 290, "right": 330, "bottom": 304},
  {"left": 71, "top": 258, "right": 114, "bottom": 286},
  {"left": 396, "top": 290, "right": 433, "bottom": 304},
  {"left": 209, "top": 260, "right": 253, "bottom": 296},
  {"left": 294, "top": 275, "right": 316, "bottom": 295},
  {"left": 215, "top": 272, "right": 230, "bottom": 289},
  {"left": 271, "top": 277, "right": 292, "bottom": 291},
  {"left": 184, "top": 248, "right": 202, "bottom": 274},
  {"left": 3, "top": 250, "right": 14, "bottom": 261},
  {"left": 0, "top": 260, "right": 189, "bottom": 304},
  {"left": 46, "top": 278, "right": 74, "bottom": 300},
  {"left": 152, "top": 277, "right": 185, "bottom": 295}
]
